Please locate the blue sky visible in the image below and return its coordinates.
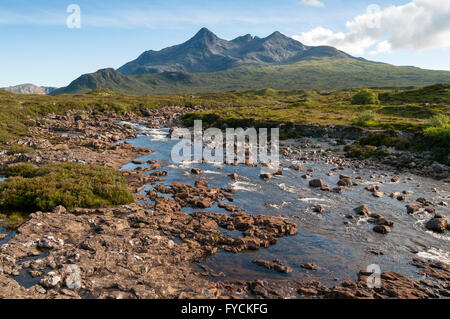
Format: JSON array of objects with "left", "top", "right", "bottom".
[{"left": 1, "top": 0, "right": 449, "bottom": 87}]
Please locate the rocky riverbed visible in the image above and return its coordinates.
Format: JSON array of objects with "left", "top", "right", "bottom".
[{"left": 0, "top": 108, "right": 449, "bottom": 299}]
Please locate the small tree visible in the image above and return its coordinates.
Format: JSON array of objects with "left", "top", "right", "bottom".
[
  {"left": 351, "top": 110, "right": 378, "bottom": 126},
  {"left": 428, "top": 114, "right": 449, "bottom": 128},
  {"left": 351, "top": 89, "right": 380, "bottom": 105}
]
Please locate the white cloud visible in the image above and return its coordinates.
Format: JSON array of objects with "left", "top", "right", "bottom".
[
  {"left": 293, "top": 0, "right": 450, "bottom": 55},
  {"left": 369, "top": 40, "right": 392, "bottom": 55},
  {"left": 300, "top": 0, "right": 325, "bottom": 8}
]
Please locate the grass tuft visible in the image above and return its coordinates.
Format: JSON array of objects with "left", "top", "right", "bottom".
[{"left": 0, "top": 162, "right": 134, "bottom": 212}]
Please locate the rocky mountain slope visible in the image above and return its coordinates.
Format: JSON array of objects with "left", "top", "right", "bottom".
[
  {"left": 3, "top": 84, "right": 56, "bottom": 95},
  {"left": 118, "top": 28, "right": 324, "bottom": 74}
]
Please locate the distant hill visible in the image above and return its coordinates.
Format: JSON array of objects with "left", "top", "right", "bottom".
[
  {"left": 52, "top": 28, "right": 450, "bottom": 96},
  {"left": 52, "top": 68, "right": 151, "bottom": 95},
  {"left": 3, "top": 84, "right": 56, "bottom": 95}
]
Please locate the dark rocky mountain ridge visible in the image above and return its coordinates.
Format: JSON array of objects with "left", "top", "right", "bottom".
[{"left": 117, "top": 28, "right": 330, "bottom": 74}]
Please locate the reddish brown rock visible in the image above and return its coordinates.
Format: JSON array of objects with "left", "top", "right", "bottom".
[
  {"left": 337, "top": 178, "right": 353, "bottom": 187},
  {"left": 309, "top": 179, "right": 325, "bottom": 188},
  {"left": 252, "top": 259, "right": 293, "bottom": 274},
  {"left": 391, "top": 176, "right": 400, "bottom": 183},
  {"left": 355, "top": 205, "right": 371, "bottom": 216},
  {"left": 425, "top": 216, "right": 448, "bottom": 233},
  {"left": 191, "top": 168, "right": 203, "bottom": 175},
  {"left": 312, "top": 205, "right": 325, "bottom": 214},
  {"left": 406, "top": 205, "right": 421, "bottom": 214},
  {"left": 373, "top": 225, "right": 391, "bottom": 234},
  {"left": 301, "top": 262, "right": 318, "bottom": 270}
]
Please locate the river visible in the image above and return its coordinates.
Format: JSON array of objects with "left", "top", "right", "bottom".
[{"left": 119, "top": 123, "right": 450, "bottom": 286}]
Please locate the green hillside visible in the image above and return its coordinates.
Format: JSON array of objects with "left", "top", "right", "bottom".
[
  {"left": 379, "top": 83, "right": 450, "bottom": 105},
  {"left": 52, "top": 58, "right": 450, "bottom": 96}
]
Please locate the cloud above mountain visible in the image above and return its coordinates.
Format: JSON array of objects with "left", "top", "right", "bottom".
[
  {"left": 293, "top": 0, "right": 450, "bottom": 55},
  {"left": 299, "top": 0, "right": 324, "bottom": 8}
]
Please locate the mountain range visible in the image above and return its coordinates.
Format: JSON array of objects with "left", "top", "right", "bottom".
[
  {"left": 3, "top": 84, "right": 56, "bottom": 95},
  {"left": 117, "top": 28, "right": 352, "bottom": 74},
  {"left": 51, "top": 28, "right": 450, "bottom": 95}
]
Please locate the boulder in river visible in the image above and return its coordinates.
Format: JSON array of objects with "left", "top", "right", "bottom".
[
  {"left": 406, "top": 205, "right": 421, "bottom": 214},
  {"left": 355, "top": 205, "right": 371, "bottom": 216},
  {"left": 373, "top": 225, "right": 391, "bottom": 234},
  {"left": 301, "top": 262, "right": 318, "bottom": 270},
  {"left": 309, "top": 179, "right": 325, "bottom": 188},
  {"left": 252, "top": 259, "right": 293, "bottom": 274},
  {"left": 425, "top": 216, "right": 448, "bottom": 233},
  {"left": 191, "top": 168, "right": 203, "bottom": 175},
  {"left": 391, "top": 176, "right": 400, "bottom": 183},
  {"left": 290, "top": 164, "right": 303, "bottom": 171},
  {"left": 312, "top": 205, "right": 325, "bottom": 214},
  {"left": 416, "top": 198, "right": 432, "bottom": 206},
  {"left": 332, "top": 187, "right": 345, "bottom": 194},
  {"left": 372, "top": 190, "right": 384, "bottom": 198},
  {"left": 337, "top": 178, "right": 353, "bottom": 187},
  {"left": 376, "top": 217, "right": 394, "bottom": 227}
]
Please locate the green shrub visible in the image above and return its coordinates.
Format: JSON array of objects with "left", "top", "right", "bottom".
[
  {"left": 428, "top": 114, "right": 449, "bottom": 128},
  {"left": 5, "top": 144, "right": 34, "bottom": 155},
  {"left": 351, "top": 110, "right": 378, "bottom": 126},
  {"left": 111, "top": 103, "right": 128, "bottom": 114},
  {"left": 379, "top": 84, "right": 450, "bottom": 105},
  {"left": 351, "top": 89, "right": 380, "bottom": 105},
  {"left": 423, "top": 126, "right": 450, "bottom": 148},
  {"left": 4, "top": 163, "right": 39, "bottom": 178},
  {"left": 0, "top": 162, "right": 133, "bottom": 212},
  {"left": 0, "top": 212, "right": 28, "bottom": 230},
  {"left": 344, "top": 145, "right": 389, "bottom": 159},
  {"left": 358, "top": 132, "right": 411, "bottom": 150}
]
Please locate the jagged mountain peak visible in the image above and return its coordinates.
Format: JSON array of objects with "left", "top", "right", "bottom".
[
  {"left": 193, "top": 27, "right": 217, "bottom": 37},
  {"left": 231, "top": 34, "right": 254, "bottom": 43},
  {"left": 266, "top": 31, "right": 284, "bottom": 38},
  {"left": 263, "top": 31, "right": 300, "bottom": 43},
  {"left": 187, "top": 27, "right": 221, "bottom": 44},
  {"left": 96, "top": 68, "right": 119, "bottom": 75},
  {"left": 117, "top": 28, "right": 328, "bottom": 75}
]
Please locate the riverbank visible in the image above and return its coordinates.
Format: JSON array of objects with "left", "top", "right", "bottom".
[{"left": 0, "top": 107, "right": 449, "bottom": 299}]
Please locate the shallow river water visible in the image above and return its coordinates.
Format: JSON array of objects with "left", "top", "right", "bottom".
[{"left": 119, "top": 124, "right": 450, "bottom": 286}]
